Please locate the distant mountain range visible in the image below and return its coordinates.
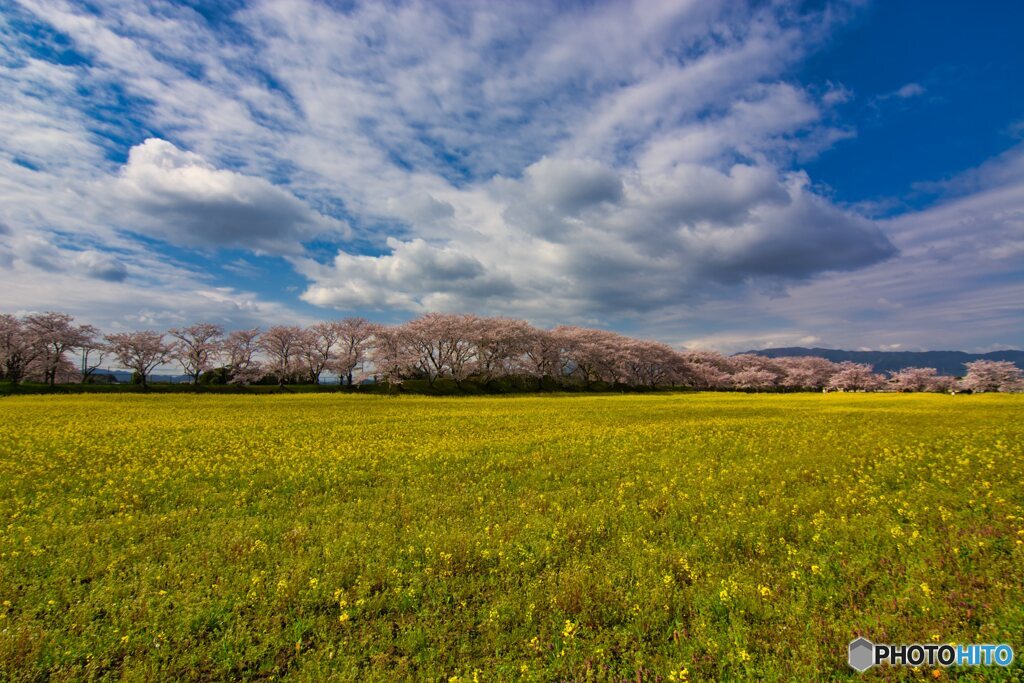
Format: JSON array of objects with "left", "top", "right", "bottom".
[{"left": 742, "top": 348, "right": 1024, "bottom": 376}]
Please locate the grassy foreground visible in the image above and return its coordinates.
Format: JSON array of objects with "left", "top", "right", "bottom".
[{"left": 1, "top": 393, "right": 1022, "bottom": 681}]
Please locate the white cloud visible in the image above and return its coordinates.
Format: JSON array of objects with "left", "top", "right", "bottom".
[
  {"left": 300, "top": 158, "right": 895, "bottom": 319},
  {"left": 1, "top": 0, "right": 1016, "bottom": 353},
  {"left": 894, "top": 82, "right": 926, "bottom": 99},
  {"left": 72, "top": 249, "right": 128, "bottom": 282},
  {"left": 873, "top": 82, "right": 927, "bottom": 105},
  {"left": 0, "top": 246, "right": 310, "bottom": 332},
  {"left": 385, "top": 192, "right": 455, "bottom": 226},
  {"left": 720, "top": 145, "right": 1024, "bottom": 351},
  {"left": 298, "top": 237, "right": 514, "bottom": 312},
  {"left": 523, "top": 158, "right": 624, "bottom": 214},
  {"left": 821, "top": 82, "right": 853, "bottom": 106},
  {"left": 111, "top": 138, "right": 347, "bottom": 253},
  {"left": 2, "top": 229, "right": 127, "bottom": 283}
]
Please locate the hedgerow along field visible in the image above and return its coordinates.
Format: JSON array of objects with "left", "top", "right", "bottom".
[{"left": 1, "top": 394, "right": 1022, "bottom": 681}]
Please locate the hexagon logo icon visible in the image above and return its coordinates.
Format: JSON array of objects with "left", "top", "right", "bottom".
[{"left": 848, "top": 637, "right": 875, "bottom": 672}]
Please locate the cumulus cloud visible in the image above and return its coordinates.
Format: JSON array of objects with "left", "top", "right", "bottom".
[
  {"left": 112, "top": 139, "right": 347, "bottom": 253},
  {"left": 302, "top": 160, "right": 895, "bottom": 318},
  {"left": 385, "top": 192, "right": 455, "bottom": 226},
  {"left": 701, "top": 146, "right": 1024, "bottom": 352},
  {"left": 72, "top": 249, "right": 128, "bottom": 282},
  {"left": 5, "top": 229, "right": 129, "bottom": 282},
  {"left": 667, "top": 180, "right": 896, "bottom": 283},
  {"left": 490, "top": 157, "right": 624, "bottom": 242},
  {"left": 523, "top": 158, "right": 624, "bottom": 214},
  {"left": 541, "top": 164, "right": 894, "bottom": 309},
  {"left": 20, "top": 234, "right": 64, "bottom": 272},
  {"left": 298, "top": 237, "right": 514, "bottom": 311}
]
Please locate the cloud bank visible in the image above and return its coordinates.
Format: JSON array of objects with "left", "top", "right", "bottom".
[{"left": 113, "top": 138, "right": 347, "bottom": 253}]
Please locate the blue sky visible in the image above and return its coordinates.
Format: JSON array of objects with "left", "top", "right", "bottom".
[
  {"left": 0, "top": 0, "right": 1021, "bottom": 352},
  {"left": 798, "top": 1, "right": 1024, "bottom": 210}
]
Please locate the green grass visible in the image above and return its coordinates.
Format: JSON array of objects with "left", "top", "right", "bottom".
[{"left": 1, "top": 393, "right": 1022, "bottom": 681}]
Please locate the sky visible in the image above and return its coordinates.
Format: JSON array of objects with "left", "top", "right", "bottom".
[{"left": 0, "top": 0, "right": 1022, "bottom": 353}]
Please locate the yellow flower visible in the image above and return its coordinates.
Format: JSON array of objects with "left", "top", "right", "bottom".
[{"left": 561, "top": 619, "right": 578, "bottom": 639}]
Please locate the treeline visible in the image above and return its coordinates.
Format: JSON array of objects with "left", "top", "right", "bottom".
[{"left": 2, "top": 311, "right": 1022, "bottom": 393}]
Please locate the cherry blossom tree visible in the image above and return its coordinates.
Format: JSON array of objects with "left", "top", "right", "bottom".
[
  {"left": 519, "top": 329, "right": 562, "bottom": 388},
  {"left": 23, "top": 312, "right": 95, "bottom": 386},
  {"left": 961, "top": 360, "right": 1024, "bottom": 393},
  {"left": 222, "top": 328, "right": 263, "bottom": 384},
  {"left": 775, "top": 356, "right": 837, "bottom": 390},
  {"left": 730, "top": 354, "right": 785, "bottom": 391},
  {"left": 104, "top": 331, "right": 173, "bottom": 387},
  {"left": 78, "top": 328, "right": 107, "bottom": 382},
  {"left": 328, "top": 318, "right": 378, "bottom": 386},
  {"left": 680, "top": 350, "right": 734, "bottom": 390},
  {"left": 296, "top": 322, "right": 342, "bottom": 384},
  {"left": 553, "top": 326, "right": 627, "bottom": 385},
  {"left": 9, "top": 307, "right": 1014, "bottom": 396},
  {"left": 404, "top": 313, "right": 480, "bottom": 386},
  {"left": 370, "top": 324, "right": 421, "bottom": 385},
  {"left": 730, "top": 367, "right": 778, "bottom": 391},
  {"left": 472, "top": 317, "right": 535, "bottom": 382},
  {"left": 827, "top": 362, "right": 886, "bottom": 392},
  {"left": 0, "top": 314, "right": 42, "bottom": 385},
  {"left": 620, "top": 340, "right": 685, "bottom": 387},
  {"left": 930, "top": 374, "right": 958, "bottom": 393},
  {"left": 169, "top": 323, "right": 224, "bottom": 384},
  {"left": 259, "top": 326, "right": 304, "bottom": 386},
  {"left": 49, "top": 356, "right": 82, "bottom": 384},
  {"left": 889, "top": 367, "right": 946, "bottom": 392}
]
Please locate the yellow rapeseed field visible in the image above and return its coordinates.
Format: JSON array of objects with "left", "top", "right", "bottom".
[{"left": 1, "top": 393, "right": 1022, "bottom": 681}]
